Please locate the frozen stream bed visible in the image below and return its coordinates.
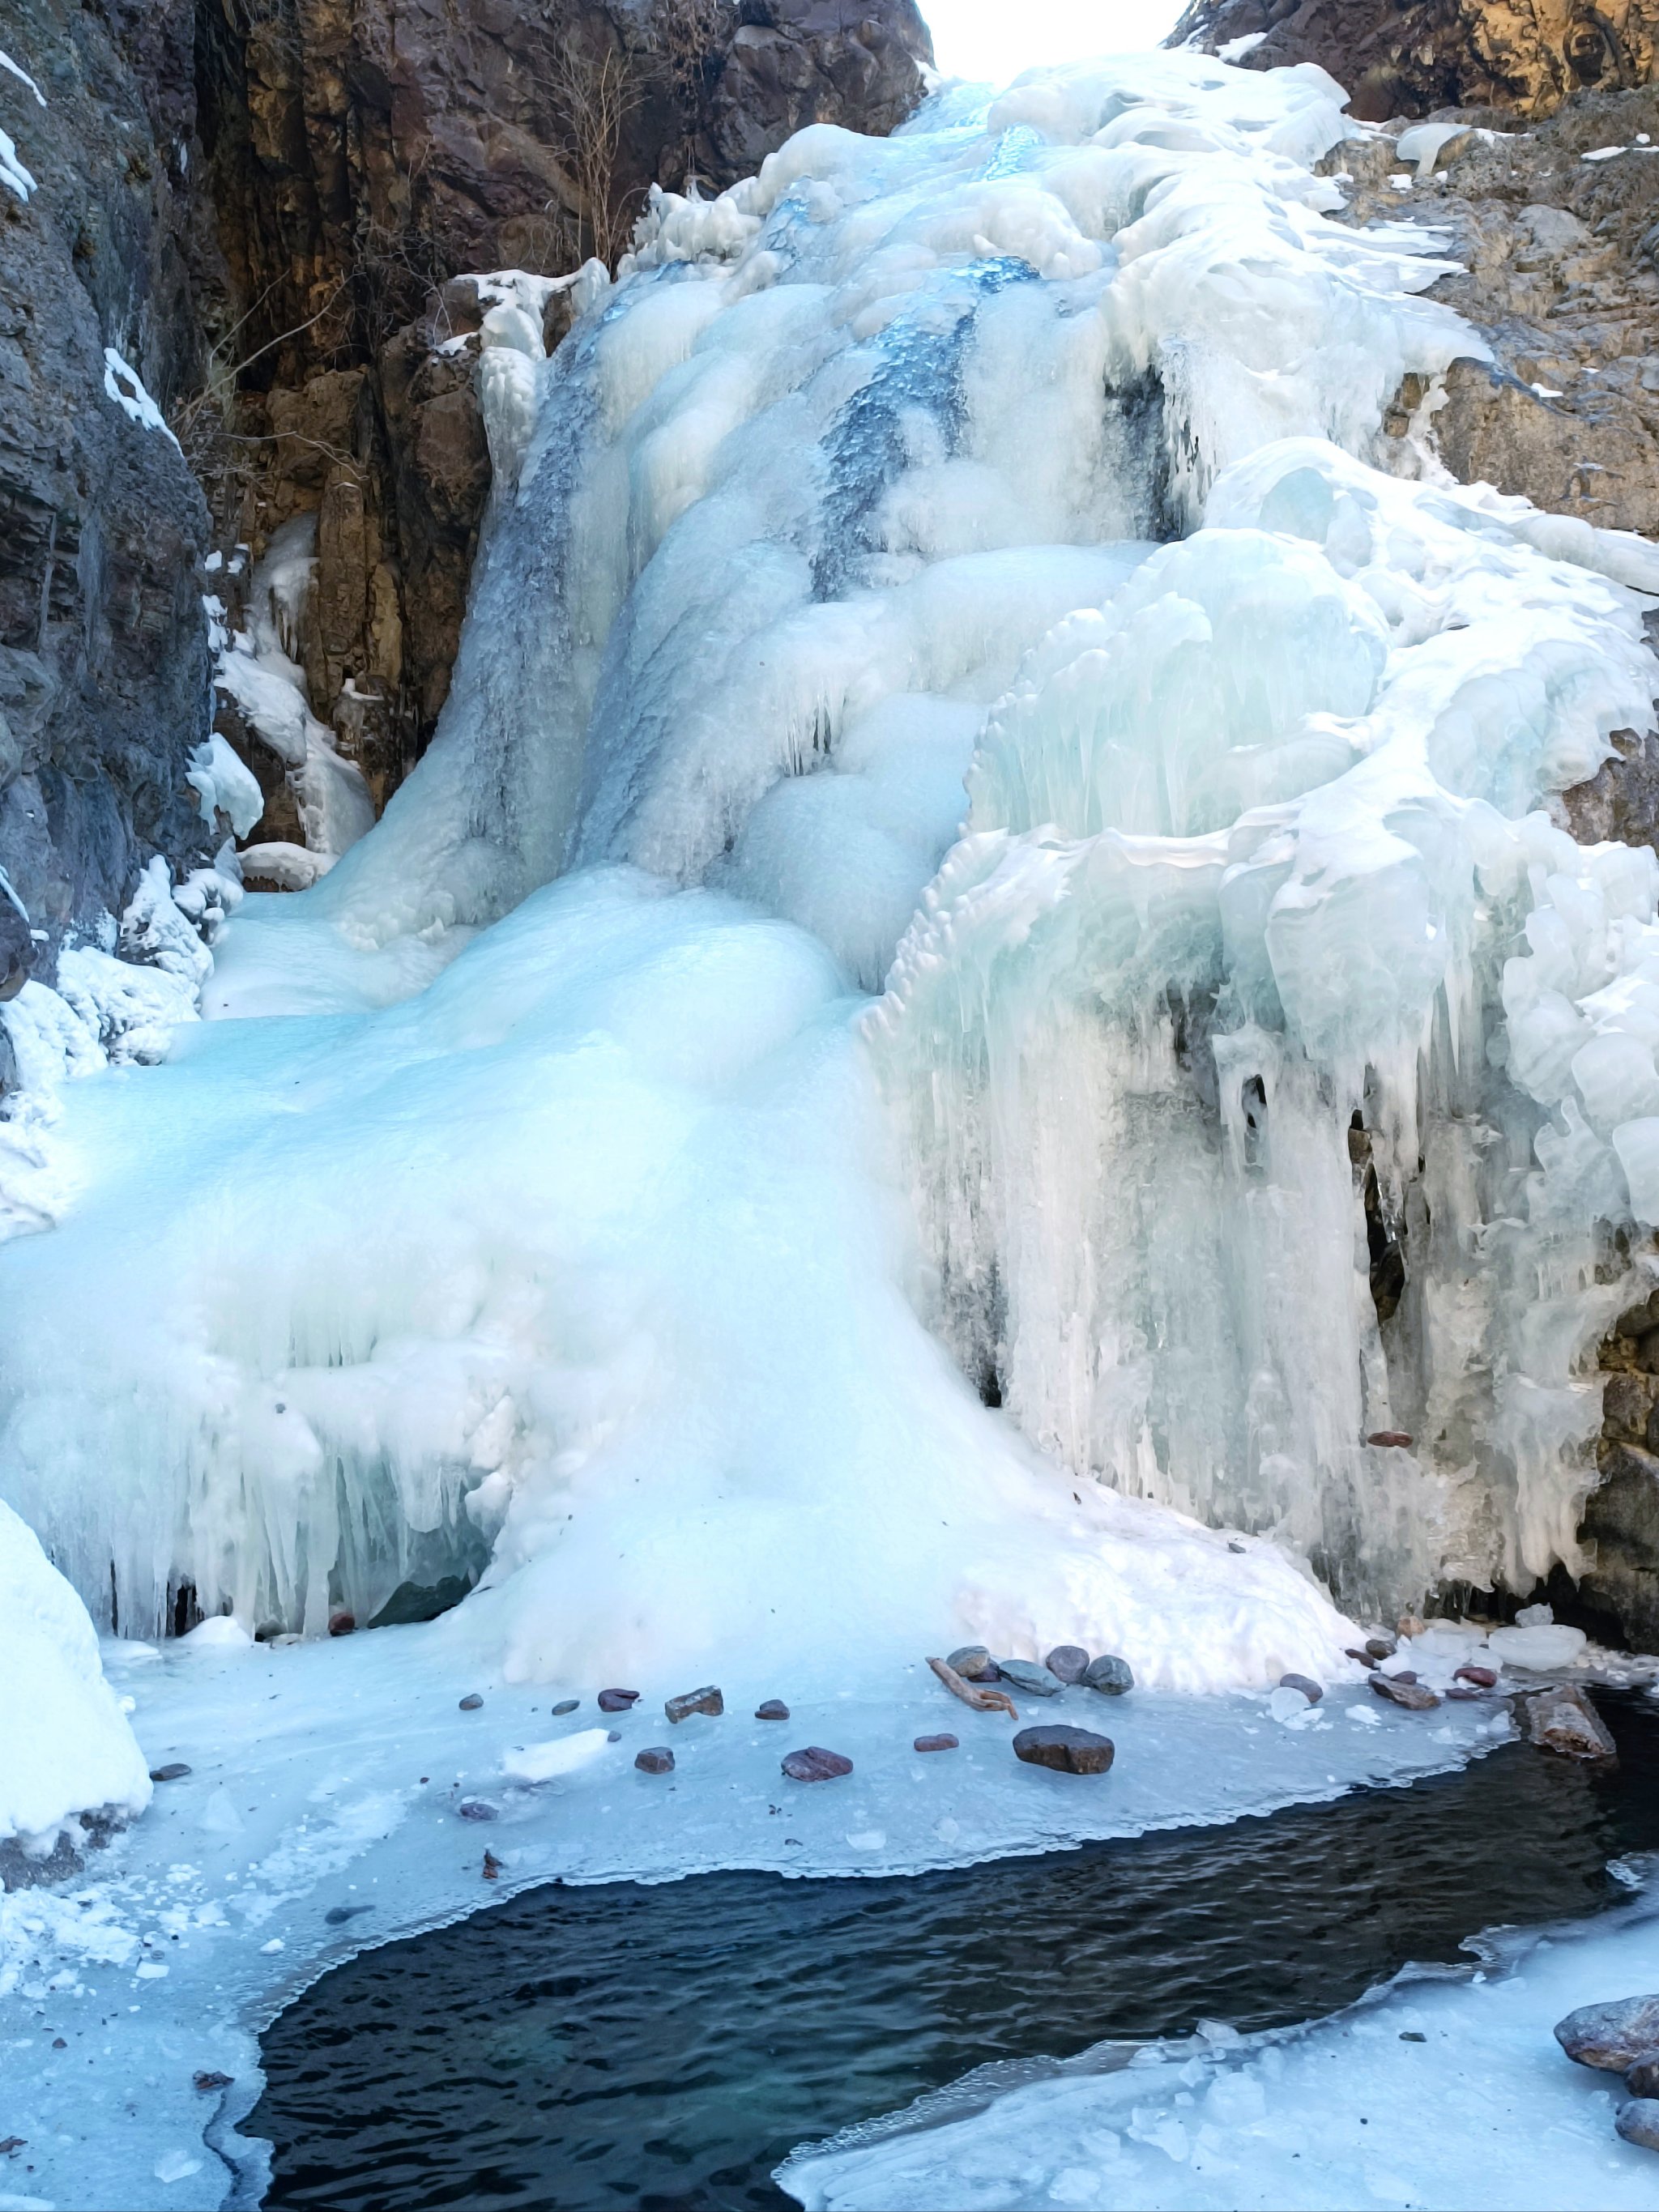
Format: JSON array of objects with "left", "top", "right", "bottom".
[{"left": 0, "top": 1617, "right": 1536, "bottom": 2210}]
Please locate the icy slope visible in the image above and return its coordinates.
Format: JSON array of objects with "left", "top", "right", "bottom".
[
  {"left": 0, "top": 1500, "right": 150, "bottom": 1851},
  {"left": 0, "top": 868, "right": 1354, "bottom": 1686}
]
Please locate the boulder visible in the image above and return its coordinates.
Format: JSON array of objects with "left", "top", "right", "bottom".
[
  {"left": 1082, "top": 1654, "right": 1134, "bottom": 1696},
  {"left": 996, "top": 1659, "right": 1065, "bottom": 1697},
  {"left": 1369, "top": 1673, "right": 1440, "bottom": 1711},
  {"left": 665, "top": 1686, "right": 723, "bottom": 1724},
  {"left": 946, "top": 1645, "right": 998, "bottom": 1681},
  {"left": 1278, "top": 1673, "right": 1323, "bottom": 1703},
  {"left": 598, "top": 1688, "right": 640, "bottom": 1713},
  {"left": 1013, "top": 1725, "right": 1115, "bottom": 1775},
  {"left": 1525, "top": 1686, "right": 1617, "bottom": 1761},
  {"left": 1617, "top": 2100, "right": 1659, "bottom": 2153},
  {"left": 1044, "top": 1645, "right": 1090, "bottom": 1684},
  {"left": 1555, "top": 1994, "right": 1659, "bottom": 2069},
  {"left": 782, "top": 1746, "right": 853, "bottom": 1782},
  {"left": 634, "top": 1747, "right": 674, "bottom": 1775}
]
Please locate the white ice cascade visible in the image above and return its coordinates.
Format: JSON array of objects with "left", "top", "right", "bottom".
[{"left": 2, "top": 53, "right": 1657, "bottom": 1666}]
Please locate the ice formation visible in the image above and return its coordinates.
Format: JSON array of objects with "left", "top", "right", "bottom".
[
  {"left": 2, "top": 52, "right": 1658, "bottom": 1681},
  {"left": 0, "top": 1499, "right": 150, "bottom": 1851}
]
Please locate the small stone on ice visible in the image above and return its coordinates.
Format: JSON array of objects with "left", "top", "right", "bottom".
[
  {"left": 457, "top": 1797, "right": 499, "bottom": 1822},
  {"left": 324, "top": 1903, "right": 374, "bottom": 1925},
  {"left": 946, "top": 1646, "right": 997, "bottom": 1680},
  {"left": 1013, "top": 1724, "right": 1115, "bottom": 1775},
  {"left": 1369, "top": 1673, "right": 1439, "bottom": 1710},
  {"left": 194, "top": 2071, "right": 233, "bottom": 2092},
  {"left": 482, "top": 1849, "right": 503, "bottom": 1880},
  {"left": 1556, "top": 1993, "right": 1659, "bottom": 2069},
  {"left": 914, "top": 1733, "right": 958, "bottom": 1752},
  {"left": 1367, "top": 1430, "right": 1414, "bottom": 1447},
  {"left": 1455, "top": 1664, "right": 1499, "bottom": 1688},
  {"left": 782, "top": 1745, "right": 853, "bottom": 1781},
  {"left": 1365, "top": 1636, "right": 1397, "bottom": 1660},
  {"left": 635, "top": 1746, "right": 674, "bottom": 1774},
  {"left": 1082, "top": 1653, "right": 1134, "bottom": 1695},
  {"left": 1618, "top": 2100, "right": 1659, "bottom": 2152},
  {"left": 458, "top": 1693, "right": 484, "bottom": 1711},
  {"left": 598, "top": 1688, "right": 640, "bottom": 1712},
  {"left": 1044, "top": 1645, "right": 1090, "bottom": 1683},
  {"left": 148, "top": 1762, "right": 191, "bottom": 1782},
  {"left": 1398, "top": 2032, "right": 1426, "bottom": 2044},
  {"left": 755, "top": 1698, "right": 790, "bottom": 1720},
  {"left": 996, "top": 1658, "right": 1064, "bottom": 1696},
  {"left": 328, "top": 1610, "right": 356, "bottom": 1636},
  {"left": 1228, "top": 1539, "right": 1246, "bottom": 1552},
  {"left": 1278, "top": 1673, "right": 1322, "bottom": 1703},
  {"left": 551, "top": 1698, "right": 579, "bottom": 1715},
  {"left": 665, "top": 1685, "right": 723, "bottom": 1724}
]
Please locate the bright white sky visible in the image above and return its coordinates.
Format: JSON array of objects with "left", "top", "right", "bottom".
[{"left": 921, "top": 0, "right": 1188, "bottom": 88}]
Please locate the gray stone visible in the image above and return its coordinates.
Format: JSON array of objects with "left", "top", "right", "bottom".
[
  {"left": 1617, "top": 2100, "right": 1659, "bottom": 2153},
  {"left": 194, "top": 2070, "right": 233, "bottom": 2092},
  {"left": 755, "top": 1699, "right": 790, "bottom": 1720},
  {"left": 665, "top": 1686, "right": 723, "bottom": 1724},
  {"left": 1013, "top": 1725, "right": 1115, "bottom": 1775},
  {"left": 1278, "top": 1673, "right": 1323, "bottom": 1703},
  {"left": 634, "top": 1747, "right": 674, "bottom": 1775},
  {"left": 458, "top": 1693, "right": 483, "bottom": 1711},
  {"left": 456, "top": 1798, "right": 498, "bottom": 1822},
  {"left": 1369, "top": 1673, "right": 1440, "bottom": 1711},
  {"left": 782, "top": 1746, "right": 853, "bottom": 1782},
  {"left": 1044, "top": 1645, "right": 1090, "bottom": 1684},
  {"left": 947, "top": 1645, "right": 998, "bottom": 1681},
  {"left": 1555, "top": 1994, "right": 1659, "bottom": 2069},
  {"left": 996, "top": 1659, "right": 1065, "bottom": 1698},
  {"left": 551, "top": 1699, "right": 578, "bottom": 1715},
  {"left": 147, "top": 1763, "right": 190, "bottom": 1783},
  {"left": 1365, "top": 1637, "right": 1397, "bottom": 1660},
  {"left": 323, "top": 1903, "right": 374, "bottom": 1925},
  {"left": 1525, "top": 1686, "right": 1617, "bottom": 1761},
  {"left": 1082, "top": 1654, "right": 1135, "bottom": 1696}
]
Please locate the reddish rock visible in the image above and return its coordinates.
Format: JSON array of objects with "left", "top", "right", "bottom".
[
  {"left": 1556, "top": 1993, "right": 1659, "bottom": 2069},
  {"left": 1455, "top": 1664, "right": 1499, "bottom": 1688},
  {"left": 328, "top": 1611, "right": 356, "bottom": 1636},
  {"left": 914, "top": 1733, "right": 959, "bottom": 1753},
  {"left": 755, "top": 1699, "right": 790, "bottom": 1720},
  {"left": 665, "top": 1686, "right": 723, "bottom": 1724},
  {"left": 598, "top": 1689, "right": 640, "bottom": 1713},
  {"left": 482, "top": 1849, "right": 503, "bottom": 1880},
  {"left": 1367, "top": 1431, "right": 1414, "bottom": 1447},
  {"left": 634, "top": 1746, "right": 675, "bottom": 1775},
  {"left": 1044, "top": 1645, "right": 1090, "bottom": 1684},
  {"left": 782, "top": 1746, "right": 854, "bottom": 1782}
]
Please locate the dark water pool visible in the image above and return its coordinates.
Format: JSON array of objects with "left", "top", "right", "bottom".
[{"left": 253, "top": 1692, "right": 1659, "bottom": 2212}]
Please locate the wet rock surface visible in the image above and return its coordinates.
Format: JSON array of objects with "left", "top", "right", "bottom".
[
  {"left": 1370, "top": 1673, "right": 1442, "bottom": 1710},
  {"left": 665, "top": 1686, "right": 723, "bottom": 1724},
  {"left": 1012, "top": 1724, "right": 1116, "bottom": 1775}
]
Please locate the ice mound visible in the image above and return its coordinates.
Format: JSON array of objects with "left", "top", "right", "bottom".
[
  {"left": 0, "top": 867, "right": 1354, "bottom": 1687},
  {"left": 0, "top": 1500, "right": 151, "bottom": 1851}
]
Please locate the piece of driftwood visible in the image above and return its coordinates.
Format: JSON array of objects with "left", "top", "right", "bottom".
[{"left": 928, "top": 1655, "right": 1019, "bottom": 1717}]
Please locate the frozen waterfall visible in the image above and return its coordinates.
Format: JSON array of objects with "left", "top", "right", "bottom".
[{"left": 2, "top": 52, "right": 1657, "bottom": 1677}]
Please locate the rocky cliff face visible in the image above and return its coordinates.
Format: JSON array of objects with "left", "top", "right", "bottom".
[
  {"left": 1174, "top": 0, "right": 1657, "bottom": 122},
  {"left": 0, "top": 0, "right": 217, "bottom": 1001},
  {"left": 0, "top": 0, "right": 933, "bottom": 954}
]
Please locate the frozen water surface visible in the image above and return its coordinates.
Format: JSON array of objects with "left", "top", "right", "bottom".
[{"left": 0, "top": 1620, "right": 1525, "bottom": 2210}]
